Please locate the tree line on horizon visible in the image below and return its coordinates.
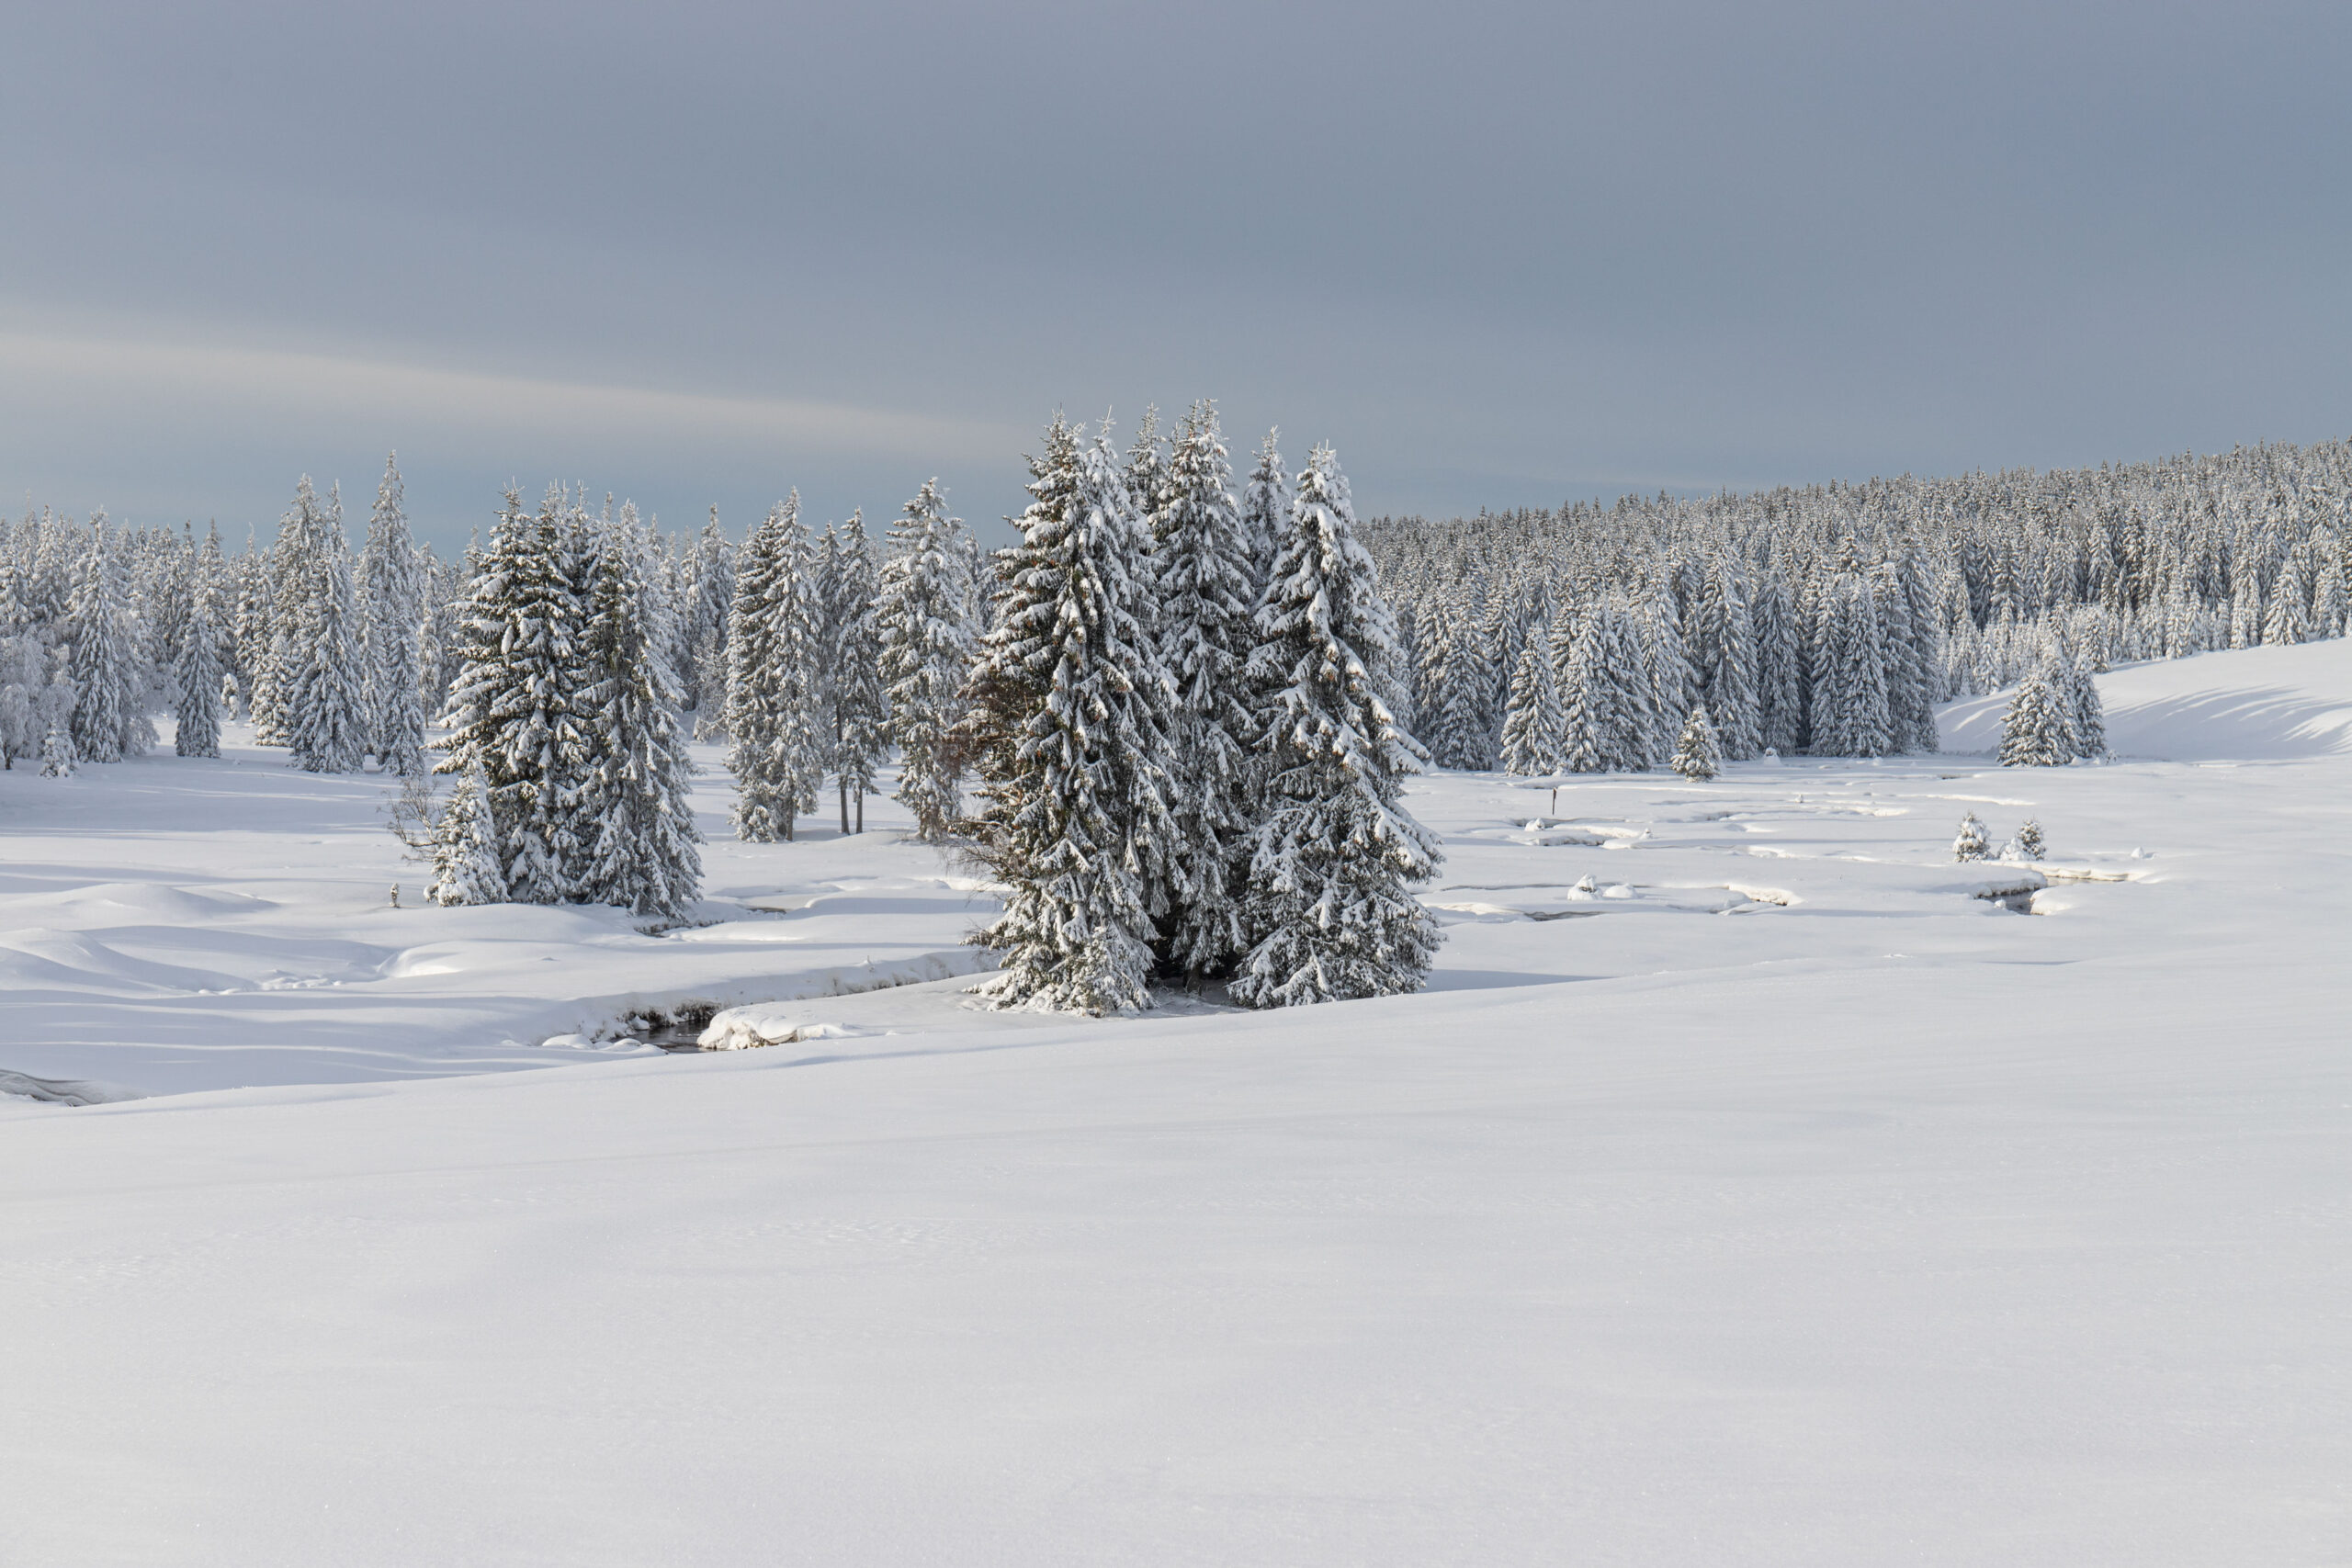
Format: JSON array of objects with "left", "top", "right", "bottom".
[
  {"left": 1365, "top": 438, "right": 2349, "bottom": 776},
  {"left": 6, "top": 428, "right": 2348, "bottom": 1010}
]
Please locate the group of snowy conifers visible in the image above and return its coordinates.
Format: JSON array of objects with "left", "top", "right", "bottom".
[
  {"left": 957, "top": 409, "right": 1441, "bottom": 1011},
  {"left": 0, "top": 469, "right": 434, "bottom": 777},
  {"left": 406, "top": 404, "right": 1445, "bottom": 1010}
]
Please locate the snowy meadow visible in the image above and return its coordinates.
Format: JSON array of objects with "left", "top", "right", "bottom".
[{"left": 3, "top": 638, "right": 2346, "bottom": 1564}]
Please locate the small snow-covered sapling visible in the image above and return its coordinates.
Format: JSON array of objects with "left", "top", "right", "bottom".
[
  {"left": 1671, "top": 705, "right": 1722, "bottom": 781},
  {"left": 1953, "top": 812, "right": 1991, "bottom": 863},
  {"left": 2009, "top": 818, "right": 2045, "bottom": 861}
]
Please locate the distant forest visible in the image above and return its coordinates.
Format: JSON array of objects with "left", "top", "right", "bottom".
[{"left": 1364, "top": 440, "right": 2350, "bottom": 771}]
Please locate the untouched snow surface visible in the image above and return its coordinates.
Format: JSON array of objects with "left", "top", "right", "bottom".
[{"left": 3, "top": 644, "right": 2348, "bottom": 1565}]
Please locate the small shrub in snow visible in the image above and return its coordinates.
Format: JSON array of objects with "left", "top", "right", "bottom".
[
  {"left": 1671, "top": 705, "right": 1722, "bottom": 780},
  {"left": 1953, "top": 812, "right": 1990, "bottom": 862},
  {"left": 40, "top": 714, "right": 74, "bottom": 778},
  {"left": 2007, "top": 818, "right": 2045, "bottom": 861}
]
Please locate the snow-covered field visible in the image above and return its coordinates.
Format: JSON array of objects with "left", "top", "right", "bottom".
[{"left": 5, "top": 641, "right": 2347, "bottom": 1564}]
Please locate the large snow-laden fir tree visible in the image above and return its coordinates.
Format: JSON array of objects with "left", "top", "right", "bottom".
[
  {"left": 1230, "top": 446, "right": 1442, "bottom": 1008},
  {"left": 820, "top": 512, "right": 889, "bottom": 834},
  {"left": 576, "top": 503, "right": 704, "bottom": 917},
  {"left": 725, "top": 493, "right": 828, "bottom": 841},
  {"left": 1152, "top": 400, "right": 1261, "bottom": 979},
  {"left": 433, "top": 487, "right": 596, "bottom": 904},
  {"left": 967, "top": 416, "right": 1178, "bottom": 1013},
  {"left": 876, "top": 479, "right": 979, "bottom": 840},
  {"left": 358, "top": 454, "right": 430, "bottom": 775}
]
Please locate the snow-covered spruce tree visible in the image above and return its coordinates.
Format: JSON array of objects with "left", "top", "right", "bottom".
[
  {"left": 2061, "top": 640, "right": 2107, "bottom": 758},
  {"left": 966, "top": 416, "right": 1176, "bottom": 1013},
  {"left": 1671, "top": 704, "right": 1722, "bottom": 780},
  {"left": 1230, "top": 446, "right": 1442, "bottom": 1008},
  {"left": 1810, "top": 561, "right": 1894, "bottom": 757},
  {"left": 358, "top": 454, "right": 429, "bottom": 774},
  {"left": 2263, "top": 546, "right": 2312, "bottom": 646},
  {"left": 1997, "top": 649, "right": 2081, "bottom": 767},
  {"left": 684, "top": 508, "right": 733, "bottom": 729},
  {"left": 1498, "top": 640, "right": 1564, "bottom": 775},
  {"left": 1695, "top": 551, "right": 1762, "bottom": 759},
  {"left": 1125, "top": 405, "right": 1168, "bottom": 533},
  {"left": 1885, "top": 547, "right": 1943, "bottom": 752},
  {"left": 1432, "top": 606, "right": 1498, "bottom": 770},
  {"left": 0, "top": 634, "right": 45, "bottom": 769},
  {"left": 427, "top": 759, "right": 508, "bottom": 907},
  {"left": 1152, "top": 400, "right": 1261, "bottom": 979},
  {"left": 1555, "top": 597, "right": 1653, "bottom": 773},
  {"left": 253, "top": 477, "right": 338, "bottom": 746},
  {"left": 821, "top": 512, "right": 888, "bottom": 833},
  {"left": 174, "top": 570, "right": 224, "bottom": 759},
  {"left": 1553, "top": 610, "right": 1607, "bottom": 773},
  {"left": 417, "top": 536, "right": 474, "bottom": 722},
  {"left": 1638, "top": 592, "right": 1695, "bottom": 763},
  {"left": 1751, "top": 571, "right": 1804, "bottom": 755},
  {"left": 576, "top": 505, "right": 704, "bottom": 917},
  {"left": 433, "top": 487, "right": 594, "bottom": 904},
  {"left": 1953, "top": 811, "right": 1990, "bottom": 862},
  {"left": 2010, "top": 818, "right": 2046, "bottom": 861},
  {"left": 288, "top": 548, "right": 368, "bottom": 773},
  {"left": 65, "top": 516, "right": 152, "bottom": 764},
  {"left": 1611, "top": 600, "right": 1666, "bottom": 768},
  {"left": 1240, "top": 429, "right": 1287, "bottom": 596},
  {"left": 725, "top": 493, "right": 827, "bottom": 841},
  {"left": 876, "top": 479, "right": 979, "bottom": 840}
]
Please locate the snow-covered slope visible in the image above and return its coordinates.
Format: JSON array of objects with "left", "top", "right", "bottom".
[
  {"left": 1939, "top": 636, "right": 2352, "bottom": 759},
  {"left": 2, "top": 645, "right": 2346, "bottom": 1565}
]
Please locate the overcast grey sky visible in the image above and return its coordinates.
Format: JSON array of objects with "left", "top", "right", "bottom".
[{"left": 6, "top": 1, "right": 2350, "bottom": 549}]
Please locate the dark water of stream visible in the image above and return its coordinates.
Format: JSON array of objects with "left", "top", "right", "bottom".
[{"left": 628, "top": 1008, "right": 718, "bottom": 1053}]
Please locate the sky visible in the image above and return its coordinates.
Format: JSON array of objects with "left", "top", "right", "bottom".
[{"left": 6, "top": 0, "right": 2351, "bottom": 552}]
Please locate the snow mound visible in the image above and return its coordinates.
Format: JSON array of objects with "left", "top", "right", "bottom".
[
  {"left": 0, "top": 928, "right": 240, "bottom": 995},
  {"left": 1939, "top": 639, "right": 2352, "bottom": 761}
]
